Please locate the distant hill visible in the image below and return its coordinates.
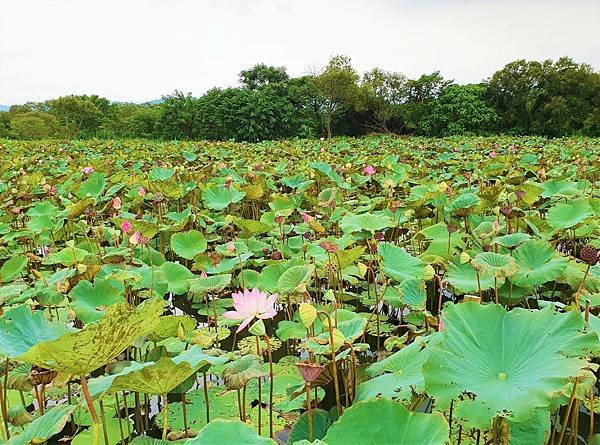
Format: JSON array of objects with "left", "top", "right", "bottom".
[{"left": 0, "top": 105, "right": 9, "bottom": 112}]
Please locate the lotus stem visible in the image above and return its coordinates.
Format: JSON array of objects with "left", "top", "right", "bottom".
[
  {"left": 574, "top": 263, "right": 591, "bottom": 307},
  {"left": 181, "top": 393, "right": 189, "bottom": 437},
  {"left": 263, "top": 334, "right": 275, "bottom": 438},
  {"left": 306, "top": 383, "right": 313, "bottom": 442},
  {"left": 0, "top": 360, "right": 9, "bottom": 440},
  {"left": 557, "top": 379, "right": 579, "bottom": 445},
  {"left": 162, "top": 394, "right": 169, "bottom": 440},
  {"left": 317, "top": 311, "right": 343, "bottom": 417},
  {"left": 99, "top": 399, "right": 110, "bottom": 445},
  {"left": 242, "top": 384, "right": 247, "bottom": 421},
  {"left": 122, "top": 391, "right": 131, "bottom": 436},
  {"left": 133, "top": 392, "right": 142, "bottom": 433},
  {"left": 114, "top": 393, "right": 126, "bottom": 445},
  {"left": 256, "top": 336, "right": 262, "bottom": 435},
  {"left": 494, "top": 277, "right": 499, "bottom": 304},
  {"left": 202, "top": 372, "right": 210, "bottom": 424},
  {"left": 80, "top": 375, "right": 100, "bottom": 445},
  {"left": 589, "top": 387, "right": 595, "bottom": 440}
]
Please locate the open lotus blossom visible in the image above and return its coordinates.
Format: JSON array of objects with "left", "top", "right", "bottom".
[
  {"left": 223, "top": 288, "right": 278, "bottom": 333},
  {"left": 363, "top": 165, "right": 376, "bottom": 175},
  {"left": 83, "top": 166, "right": 94, "bottom": 175}
]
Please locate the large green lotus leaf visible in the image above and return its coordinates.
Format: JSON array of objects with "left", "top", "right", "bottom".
[
  {"left": 491, "top": 232, "right": 531, "bottom": 249},
  {"left": 557, "top": 261, "right": 600, "bottom": 294},
  {"left": 170, "top": 230, "right": 207, "bottom": 260},
  {"left": 446, "top": 262, "right": 497, "bottom": 294},
  {"left": 159, "top": 261, "right": 194, "bottom": 295},
  {"left": 546, "top": 198, "right": 592, "bottom": 229},
  {"left": 186, "top": 419, "right": 275, "bottom": 444},
  {"left": 378, "top": 244, "right": 426, "bottom": 284},
  {"left": 448, "top": 192, "right": 480, "bottom": 211},
  {"left": 339, "top": 213, "right": 392, "bottom": 233},
  {"left": 276, "top": 320, "right": 307, "bottom": 341},
  {"left": 232, "top": 218, "right": 272, "bottom": 238},
  {"left": 88, "top": 345, "right": 228, "bottom": 396},
  {"left": 149, "top": 167, "right": 174, "bottom": 181},
  {"left": 202, "top": 185, "right": 245, "bottom": 210},
  {"left": 511, "top": 240, "right": 568, "bottom": 287},
  {"left": 148, "top": 315, "right": 197, "bottom": 341},
  {"left": 277, "top": 264, "right": 314, "bottom": 295},
  {"left": 0, "top": 284, "right": 30, "bottom": 305},
  {"left": 0, "top": 305, "right": 70, "bottom": 358},
  {"left": 539, "top": 179, "right": 580, "bottom": 198},
  {"left": 71, "top": 416, "right": 131, "bottom": 445},
  {"left": 507, "top": 408, "right": 551, "bottom": 445},
  {"left": 19, "top": 299, "right": 164, "bottom": 375},
  {"left": 322, "top": 398, "right": 448, "bottom": 445},
  {"left": 76, "top": 172, "right": 107, "bottom": 199},
  {"left": 472, "top": 252, "right": 518, "bottom": 279},
  {"left": 43, "top": 246, "right": 90, "bottom": 267},
  {"left": 418, "top": 222, "right": 465, "bottom": 259},
  {"left": 423, "top": 303, "right": 598, "bottom": 429},
  {"left": 398, "top": 279, "right": 427, "bottom": 309},
  {"left": 8, "top": 404, "right": 74, "bottom": 445},
  {"left": 69, "top": 279, "right": 125, "bottom": 324},
  {"left": 310, "top": 162, "right": 347, "bottom": 189},
  {"left": 355, "top": 340, "right": 427, "bottom": 402},
  {"left": 203, "top": 252, "right": 252, "bottom": 275},
  {"left": 288, "top": 409, "right": 332, "bottom": 444},
  {"left": 189, "top": 274, "right": 232, "bottom": 296},
  {"left": 222, "top": 355, "right": 268, "bottom": 390},
  {"left": 0, "top": 254, "right": 28, "bottom": 283}
]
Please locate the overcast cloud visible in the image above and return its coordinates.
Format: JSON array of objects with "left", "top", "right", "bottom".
[{"left": 0, "top": 0, "right": 598, "bottom": 104}]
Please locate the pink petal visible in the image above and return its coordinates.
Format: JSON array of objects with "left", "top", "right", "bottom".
[
  {"left": 223, "top": 310, "right": 245, "bottom": 321},
  {"left": 236, "top": 316, "right": 254, "bottom": 333}
]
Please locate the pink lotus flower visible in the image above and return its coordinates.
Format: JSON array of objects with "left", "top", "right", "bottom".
[
  {"left": 301, "top": 212, "right": 312, "bottom": 223},
  {"left": 138, "top": 186, "right": 146, "bottom": 197},
  {"left": 489, "top": 150, "right": 497, "bottom": 158},
  {"left": 363, "top": 165, "right": 376, "bottom": 176},
  {"left": 121, "top": 220, "right": 132, "bottom": 233},
  {"left": 83, "top": 166, "right": 94, "bottom": 175},
  {"left": 223, "top": 288, "right": 278, "bottom": 333},
  {"left": 112, "top": 197, "right": 122, "bottom": 210},
  {"left": 200, "top": 271, "right": 208, "bottom": 278}
]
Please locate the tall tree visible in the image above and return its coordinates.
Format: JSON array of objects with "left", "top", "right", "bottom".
[
  {"left": 314, "top": 55, "right": 361, "bottom": 138},
  {"left": 239, "top": 64, "right": 290, "bottom": 90},
  {"left": 361, "top": 68, "right": 408, "bottom": 133}
]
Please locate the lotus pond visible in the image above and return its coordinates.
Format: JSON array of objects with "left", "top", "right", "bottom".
[{"left": 0, "top": 135, "right": 599, "bottom": 445}]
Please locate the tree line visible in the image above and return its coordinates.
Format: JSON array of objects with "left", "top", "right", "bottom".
[{"left": 1, "top": 56, "right": 598, "bottom": 140}]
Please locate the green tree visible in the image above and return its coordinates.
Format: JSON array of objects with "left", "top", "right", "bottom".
[
  {"left": 48, "top": 95, "right": 107, "bottom": 138},
  {"left": 418, "top": 84, "right": 498, "bottom": 136},
  {"left": 314, "top": 55, "right": 361, "bottom": 138},
  {"left": 158, "top": 91, "right": 200, "bottom": 140},
  {"left": 401, "top": 72, "right": 451, "bottom": 133},
  {"left": 361, "top": 68, "right": 408, "bottom": 133},
  {"left": 9, "top": 112, "right": 58, "bottom": 139},
  {"left": 239, "top": 64, "right": 289, "bottom": 90},
  {"left": 487, "top": 57, "right": 600, "bottom": 136}
]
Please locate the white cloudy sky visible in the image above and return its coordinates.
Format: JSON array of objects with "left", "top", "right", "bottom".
[{"left": 0, "top": 0, "right": 598, "bottom": 104}]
